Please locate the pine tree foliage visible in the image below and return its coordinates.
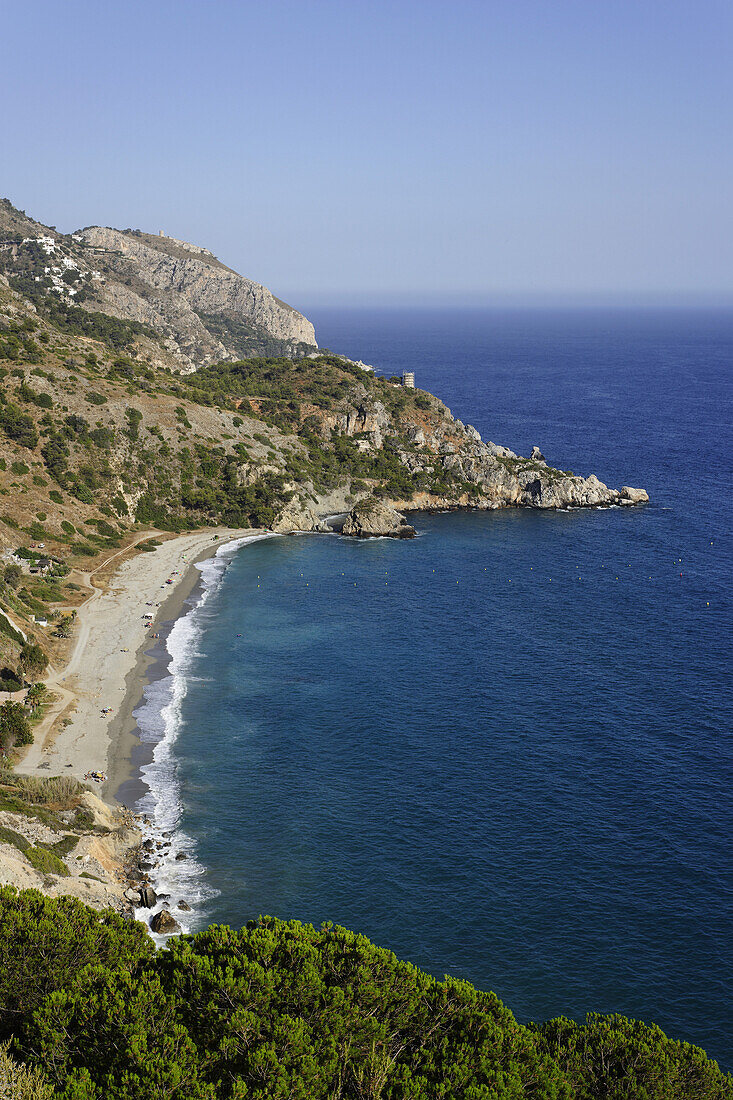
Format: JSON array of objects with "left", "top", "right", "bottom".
[{"left": 0, "top": 891, "right": 728, "bottom": 1099}]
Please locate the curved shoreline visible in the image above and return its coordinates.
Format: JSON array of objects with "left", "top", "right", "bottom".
[
  {"left": 15, "top": 528, "right": 264, "bottom": 798},
  {"left": 125, "top": 532, "right": 281, "bottom": 935}
]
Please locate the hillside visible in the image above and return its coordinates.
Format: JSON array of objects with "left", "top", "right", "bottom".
[
  {"left": 0, "top": 198, "right": 316, "bottom": 369},
  {"left": 0, "top": 771, "right": 137, "bottom": 911},
  {"left": 0, "top": 199, "right": 647, "bottom": 685}
]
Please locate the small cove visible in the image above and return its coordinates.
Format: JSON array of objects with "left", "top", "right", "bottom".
[{"left": 131, "top": 308, "right": 732, "bottom": 1065}]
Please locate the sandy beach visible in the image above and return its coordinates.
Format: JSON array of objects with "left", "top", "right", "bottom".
[{"left": 16, "top": 528, "right": 261, "bottom": 801}]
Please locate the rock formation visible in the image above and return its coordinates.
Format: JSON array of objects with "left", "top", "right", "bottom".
[
  {"left": 138, "top": 886, "right": 157, "bottom": 908},
  {"left": 619, "top": 486, "right": 650, "bottom": 504},
  {"left": 150, "top": 909, "right": 180, "bottom": 934},
  {"left": 342, "top": 500, "right": 417, "bottom": 539},
  {"left": 76, "top": 226, "right": 317, "bottom": 370},
  {"left": 271, "top": 500, "right": 330, "bottom": 533}
]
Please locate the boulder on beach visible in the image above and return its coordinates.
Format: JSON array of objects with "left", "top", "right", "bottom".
[
  {"left": 341, "top": 499, "right": 416, "bottom": 539},
  {"left": 150, "top": 909, "right": 180, "bottom": 934}
]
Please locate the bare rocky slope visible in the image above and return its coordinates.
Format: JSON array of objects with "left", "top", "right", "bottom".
[
  {"left": 0, "top": 198, "right": 316, "bottom": 370},
  {"left": 78, "top": 225, "right": 317, "bottom": 369},
  {"left": 0, "top": 775, "right": 139, "bottom": 915}
]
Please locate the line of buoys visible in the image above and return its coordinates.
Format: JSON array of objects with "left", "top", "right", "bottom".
[{"left": 251, "top": 557, "right": 705, "bottom": 591}]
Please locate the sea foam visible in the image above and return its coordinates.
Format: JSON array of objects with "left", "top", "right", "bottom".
[{"left": 133, "top": 534, "right": 276, "bottom": 938}]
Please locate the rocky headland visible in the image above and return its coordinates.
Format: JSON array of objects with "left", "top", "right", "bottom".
[{"left": 279, "top": 382, "right": 649, "bottom": 536}]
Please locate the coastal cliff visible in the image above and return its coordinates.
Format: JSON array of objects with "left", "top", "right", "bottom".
[
  {"left": 78, "top": 226, "right": 317, "bottom": 369},
  {"left": 0, "top": 198, "right": 316, "bottom": 371}
]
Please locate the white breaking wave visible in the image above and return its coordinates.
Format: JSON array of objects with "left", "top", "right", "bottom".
[{"left": 133, "top": 533, "right": 277, "bottom": 939}]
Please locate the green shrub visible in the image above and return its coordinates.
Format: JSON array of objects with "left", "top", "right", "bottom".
[
  {"left": 125, "top": 407, "right": 142, "bottom": 439},
  {"left": 0, "top": 887, "right": 153, "bottom": 1034},
  {"left": 88, "top": 426, "right": 114, "bottom": 448},
  {"left": 3, "top": 908, "right": 726, "bottom": 1100},
  {"left": 70, "top": 542, "right": 100, "bottom": 557},
  {"left": 71, "top": 482, "right": 94, "bottom": 505},
  {"left": 534, "top": 1014, "right": 731, "bottom": 1099},
  {"left": 0, "top": 877, "right": 726, "bottom": 1100},
  {"left": 0, "top": 402, "right": 38, "bottom": 448},
  {"left": 24, "top": 846, "right": 68, "bottom": 877},
  {"left": 0, "top": 673, "right": 23, "bottom": 694},
  {"left": 0, "top": 824, "right": 32, "bottom": 854},
  {"left": 0, "top": 700, "right": 31, "bottom": 746},
  {"left": 0, "top": 611, "right": 24, "bottom": 645},
  {"left": 91, "top": 519, "right": 116, "bottom": 538}
]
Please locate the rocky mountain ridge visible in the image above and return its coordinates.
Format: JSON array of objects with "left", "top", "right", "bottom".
[
  {"left": 0, "top": 198, "right": 317, "bottom": 370},
  {"left": 78, "top": 226, "right": 317, "bottom": 369}
]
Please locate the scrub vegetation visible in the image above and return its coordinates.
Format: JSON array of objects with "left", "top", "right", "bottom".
[{"left": 0, "top": 889, "right": 728, "bottom": 1100}]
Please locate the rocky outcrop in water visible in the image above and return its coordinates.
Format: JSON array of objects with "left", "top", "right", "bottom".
[
  {"left": 342, "top": 500, "right": 416, "bottom": 539},
  {"left": 619, "top": 486, "right": 649, "bottom": 504},
  {"left": 150, "top": 909, "right": 180, "bottom": 934}
]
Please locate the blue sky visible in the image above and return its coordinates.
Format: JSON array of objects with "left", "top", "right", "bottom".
[{"left": 3, "top": 0, "right": 731, "bottom": 305}]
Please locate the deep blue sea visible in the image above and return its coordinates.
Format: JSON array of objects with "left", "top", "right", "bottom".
[{"left": 135, "top": 309, "right": 733, "bottom": 1067}]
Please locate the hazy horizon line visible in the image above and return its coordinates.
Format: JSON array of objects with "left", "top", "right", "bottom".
[{"left": 290, "top": 293, "right": 733, "bottom": 312}]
